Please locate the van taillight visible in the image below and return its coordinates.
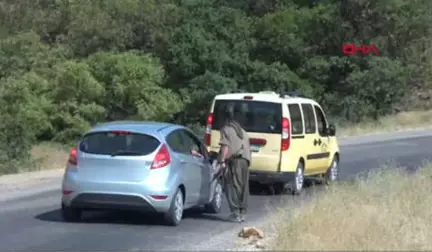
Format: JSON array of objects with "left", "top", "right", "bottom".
[
  {"left": 68, "top": 147, "right": 78, "bottom": 166},
  {"left": 151, "top": 144, "right": 171, "bottom": 169},
  {"left": 281, "top": 117, "right": 290, "bottom": 151},
  {"left": 205, "top": 113, "right": 213, "bottom": 146}
]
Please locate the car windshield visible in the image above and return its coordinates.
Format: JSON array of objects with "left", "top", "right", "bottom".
[
  {"left": 79, "top": 131, "right": 160, "bottom": 156},
  {"left": 212, "top": 100, "right": 282, "bottom": 134}
]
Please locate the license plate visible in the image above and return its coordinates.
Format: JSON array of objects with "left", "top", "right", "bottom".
[{"left": 251, "top": 145, "right": 260, "bottom": 152}]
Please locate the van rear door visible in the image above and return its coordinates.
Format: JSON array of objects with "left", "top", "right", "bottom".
[{"left": 209, "top": 99, "right": 282, "bottom": 172}]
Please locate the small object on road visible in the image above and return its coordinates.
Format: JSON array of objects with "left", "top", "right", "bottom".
[
  {"left": 255, "top": 240, "right": 265, "bottom": 249},
  {"left": 238, "top": 226, "right": 264, "bottom": 239}
]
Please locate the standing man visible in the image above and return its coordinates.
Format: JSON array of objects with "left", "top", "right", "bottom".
[{"left": 218, "top": 104, "right": 251, "bottom": 223}]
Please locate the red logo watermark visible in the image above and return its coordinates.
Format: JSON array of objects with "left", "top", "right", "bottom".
[{"left": 343, "top": 44, "right": 379, "bottom": 55}]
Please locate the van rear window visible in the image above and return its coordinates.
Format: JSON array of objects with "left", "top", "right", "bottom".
[
  {"left": 212, "top": 100, "right": 282, "bottom": 134},
  {"left": 79, "top": 131, "right": 160, "bottom": 156}
]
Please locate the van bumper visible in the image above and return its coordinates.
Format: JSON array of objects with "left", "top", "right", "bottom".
[{"left": 249, "top": 171, "right": 295, "bottom": 184}]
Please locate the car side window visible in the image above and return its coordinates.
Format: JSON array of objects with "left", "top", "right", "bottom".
[
  {"left": 166, "top": 130, "right": 188, "bottom": 154},
  {"left": 301, "top": 104, "right": 317, "bottom": 134},
  {"left": 288, "top": 104, "right": 304, "bottom": 135},
  {"left": 181, "top": 130, "right": 204, "bottom": 157},
  {"left": 314, "top": 105, "right": 328, "bottom": 136}
]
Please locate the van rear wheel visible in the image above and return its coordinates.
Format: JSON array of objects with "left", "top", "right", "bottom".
[{"left": 291, "top": 162, "right": 304, "bottom": 195}]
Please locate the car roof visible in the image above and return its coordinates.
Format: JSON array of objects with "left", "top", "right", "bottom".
[
  {"left": 214, "top": 92, "right": 319, "bottom": 106},
  {"left": 86, "top": 120, "right": 182, "bottom": 135}
]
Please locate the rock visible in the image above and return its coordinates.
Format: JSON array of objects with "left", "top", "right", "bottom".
[
  {"left": 238, "top": 226, "right": 264, "bottom": 239},
  {"left": 255, "top": 241, "right": 265, "bottom": 249}
]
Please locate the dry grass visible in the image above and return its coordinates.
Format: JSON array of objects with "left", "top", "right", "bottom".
[
  {"left": 29, "top": 142, "right": 69, "bottom": 172},
  {"left": 338, "top": 109, "right": 432, "bottom": 137},
  {"left": 270, "top": 163, "right": 432, "bottom": 251},
  {"left": 0, "top": 142, "right": 68, "bottom": 189}
]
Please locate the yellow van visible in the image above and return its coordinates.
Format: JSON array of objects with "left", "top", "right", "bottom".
[{"left": 204, "top": 91, "right": 340, "bottom": 194}]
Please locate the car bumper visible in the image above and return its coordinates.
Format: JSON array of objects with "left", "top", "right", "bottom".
[
  {"left": 61, "top": 172, "right": 175, "bottom": 213},
  {"left": 249, "top": 171, "right": 295, "bottom": 184}
]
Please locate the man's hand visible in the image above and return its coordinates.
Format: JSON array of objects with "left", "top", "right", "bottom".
[{"left": 220, "top": 161, "right": 226, "bottom": 169}]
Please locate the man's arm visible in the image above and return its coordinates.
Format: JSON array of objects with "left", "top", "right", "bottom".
[{"left": 219, "top": 127, "right": 230, "bottom": 165}]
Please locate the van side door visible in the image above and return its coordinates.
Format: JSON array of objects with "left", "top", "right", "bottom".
[
  {"left": 300, "top": 103, "right": 321, "bottom": 174},
  {"left": 287, "top": 103, "right": 307, "bottom": 169},
  {"left": 313, "top": 104, "right": 332, "bottom": 172}
]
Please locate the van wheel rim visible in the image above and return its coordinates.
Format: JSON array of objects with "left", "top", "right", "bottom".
[
  {"left": 174, "top": 192, "right": 183, "bottom": 222},
  {"left": 330, "top": 160, "right": 338, "bottom": 181},
  {"left": 295, "top": 167, "right": 304, "bottom": 190},
  {"left": 215, "top": 183, "right": 222, "bottom": 209}
]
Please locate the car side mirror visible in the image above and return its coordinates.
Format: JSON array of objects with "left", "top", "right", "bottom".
[{"left": 327, "top": 124, "right": 336, "bottom": 136}]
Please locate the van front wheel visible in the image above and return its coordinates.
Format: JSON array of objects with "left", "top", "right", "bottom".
[{"left": 325, "top": 156, "right": 339, "bottom": 185}]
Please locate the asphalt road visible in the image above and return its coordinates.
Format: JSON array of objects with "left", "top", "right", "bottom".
[{"left": 1, "top": 135, "right": 432, "bottom": 251}]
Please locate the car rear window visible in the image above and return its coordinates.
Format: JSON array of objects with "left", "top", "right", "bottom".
[
  {"left": 212, "top": 100, "right": 282, "bottom": 134},
  {"left": 79, "top": 131, "right": 161, "bottom": 156}
]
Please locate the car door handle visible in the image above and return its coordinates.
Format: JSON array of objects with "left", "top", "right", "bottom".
[
  {"left": 313, "top": 139, "right": 322, "bottom": 146},
  {"left": 180, "top": 159, "right": 187, "bottom": 164}
]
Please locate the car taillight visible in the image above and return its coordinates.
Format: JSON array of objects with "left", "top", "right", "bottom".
[
  {"left": 281, "top": 117, "right": 290, "bottom": 151},
  {"left": 151, "top": 144, "right": 171, "bottom": 169},
  {"left": 68, "top": 147, "right": 78, "bottom": 166},
  {"left": 205, "top": 113, "right": 213, "bottom": 146}
]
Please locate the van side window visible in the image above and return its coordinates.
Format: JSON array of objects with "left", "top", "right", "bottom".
[
  {"left": 301, "top": 104, "right": 316, "bottom": 134},
  {"left": 288, "top": 104, "right": 303, "bottom": 135},
  {"left": 314, "top": 105, "right": 327, "bottom": 136}
]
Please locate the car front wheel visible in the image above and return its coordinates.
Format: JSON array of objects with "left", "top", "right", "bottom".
[{"left": 204, "top": 180, "right": 223, "bottom": 213}]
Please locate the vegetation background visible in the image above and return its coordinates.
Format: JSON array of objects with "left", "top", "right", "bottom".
[{"left": 0, "top": 0, "right": 431, "bottom": 174}]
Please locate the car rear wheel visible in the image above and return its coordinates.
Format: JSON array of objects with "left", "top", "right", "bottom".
[
  {"left": 325, "top": 156, "right": 339, "bottom": 185},
  {"left": 164, "top": 188, "right": 184, "bottom": 226},
  {"left": 291, "top": 162, "right": 304, "bottom": 195},
  {"left": 204, "top": 181, "right": 223, "bottom": 213},
  {"left": 61, "top": 203, "right": 82, "bottom": 222}
]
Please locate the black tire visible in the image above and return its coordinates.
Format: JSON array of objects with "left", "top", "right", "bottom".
[
  {"left": 291, "top": 162, "right": 305, "bottom": 195},
  {"left": 61, "top": 203, "right": 82, "bottom": 222},
  {"left": 164, "top": 188, "right": 184, "bottom": 226},
  {"left": 204, "top": 181, "right": 223, "bottom": 214},
  {"left": 325, "top": 156, "right": 339, "bottom": 185}
]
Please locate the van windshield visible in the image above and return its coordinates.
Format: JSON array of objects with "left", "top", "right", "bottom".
[
  {"left": 212, "top": 100, "right": 282, "bottom": 134},
  {"left": 79, "top": 131, "right": 160, "bottom": 156}
]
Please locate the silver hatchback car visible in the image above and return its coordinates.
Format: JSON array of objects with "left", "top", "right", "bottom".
[{"left": 61, "top": 121, "right": 223, "bottom": 226}]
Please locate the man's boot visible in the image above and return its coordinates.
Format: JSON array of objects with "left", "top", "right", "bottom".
[
  {"left": 239, "top": 209, "right": 246, "bottom": 222},
  {"left": 228, "top": 210, "right": 241, "bottom": 223}
]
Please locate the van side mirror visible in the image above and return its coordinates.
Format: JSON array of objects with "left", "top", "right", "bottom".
[{"left": 327, "top": 124, "right": 336, "bottom": 136}]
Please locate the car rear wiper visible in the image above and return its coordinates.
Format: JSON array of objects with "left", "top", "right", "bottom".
[{"left": 110, "top": 150, "right": 144, "bottom": 157}]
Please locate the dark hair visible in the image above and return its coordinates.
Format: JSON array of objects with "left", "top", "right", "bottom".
[{"left": 223, "top": 103, "right": 235, "bottom": 122}]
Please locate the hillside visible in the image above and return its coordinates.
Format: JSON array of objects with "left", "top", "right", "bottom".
[{"left": 0, "top": 0, "right": 431, "bottom": 174}]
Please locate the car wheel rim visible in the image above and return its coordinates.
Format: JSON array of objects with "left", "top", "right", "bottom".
[
  {"left": 174, "top": 192, "right": 183, "bottom": 222},
  {"left": 295, "top": 167, "right": 304, "bottom": 191},
  {"left": 214, "top": 183, "right": 222, "bottom": 209},
  {"left": 330, "top": 160, "right": 338, "bottom": 181}
]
